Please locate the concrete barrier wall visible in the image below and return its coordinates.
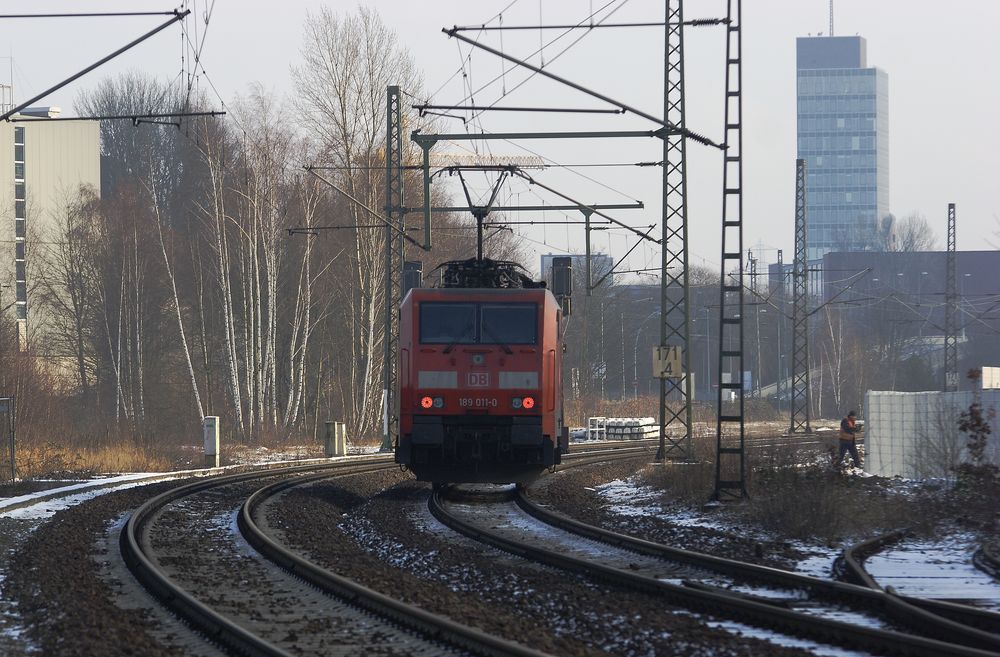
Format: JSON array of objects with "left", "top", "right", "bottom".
[{"left": 865, "top": 390, "right": 1000, "bottom": 479}]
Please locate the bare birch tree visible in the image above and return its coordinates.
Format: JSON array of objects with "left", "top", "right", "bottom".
[{"left": 293, "top": 6, "right": 421, "bottom": 437}]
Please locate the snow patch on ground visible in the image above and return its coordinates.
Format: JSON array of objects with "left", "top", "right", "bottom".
[
  {"left": 793, "top": 549, "right": 840, "bottom": 579},
  {"left": 596, "top": 478, "right": 766, "bottom": 536},
  {"left": 226, "top": 443, "right": 381, "bottom": 465},
  {"left": 595, "top": 476, "right": 848, "bottom": 580},
  {"left": 866, "top": 533, "right": 1000, "bottom": 609},
  {"left": 0, "top": 569, "right": 35, "bottom": 653},
  {"left": 0, "top": 476, "right": 182, "bottom": 520},
  {"left": 0, "top": 473, "right": 165, "bottom": 514},
  {"left": 685, "top": 612, "right": 870, "bottom": 657}
]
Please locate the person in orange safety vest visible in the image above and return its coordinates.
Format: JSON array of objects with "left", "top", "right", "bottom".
[{"left": 836, "top": 410, "right": 862, "bottom": 469}]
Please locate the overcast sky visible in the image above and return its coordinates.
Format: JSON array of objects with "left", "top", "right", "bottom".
[{"left": 2, "top": 1, "right": 998, "bottom": 277}]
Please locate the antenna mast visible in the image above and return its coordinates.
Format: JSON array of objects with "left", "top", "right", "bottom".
[{"left": 829, "top": 0, "right": 834, "bottom": 37}]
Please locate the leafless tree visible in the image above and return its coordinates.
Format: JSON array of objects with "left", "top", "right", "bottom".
[
  {"left": 34, "top": 186, "right": 101, "bottom": 400},
  {"left": 148, "top": 165, "right": 204, "bottom": 421},
  {"left": 75, "top": 72, "right": 184, "bottom": 201},
  {"left": 893, "top": 212, "right": 938, "bottom": 252},
  {"left": 911, "top": 397, "right": 964, "bottom": 480},
  {"left": 292, "top": 6, "right": 422, "bottom": 438}
]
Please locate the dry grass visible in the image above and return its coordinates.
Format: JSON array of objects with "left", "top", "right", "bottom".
[
  {"left": 635, "top": 432, "right": 719, "bottom": 505},
  {"left": 13, "top": 441, "right": 175, "bottom": 479},
  {"left": 634, "top": 436, "right": 928, "bottom": 542}
]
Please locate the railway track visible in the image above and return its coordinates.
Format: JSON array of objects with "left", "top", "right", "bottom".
[
  {"left": 116, "top": 436, "right": 953, "bottom": 656},
  {"left": 842, "top": 531, "right": 1000, "bottom": 633},
  {"left": 428, "top": 452, "right": 1000, "bottom": 657},
  {"left": 121, "top": 456, "right": 546, "bottom": 657}
]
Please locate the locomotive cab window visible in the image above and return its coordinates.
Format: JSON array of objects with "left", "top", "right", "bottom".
[
  {"left": 419, "top": 301, "right": 538, "bottom": 345},
  {"left": 480, "top": 303, "right": 537, "bottom": 345},
  {"left": 420, "top": 303, "right": 477, "bottom": 344}
]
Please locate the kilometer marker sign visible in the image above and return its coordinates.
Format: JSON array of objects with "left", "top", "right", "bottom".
[{"left": 653, "top": 345, "right": 682, "bottom": 379}]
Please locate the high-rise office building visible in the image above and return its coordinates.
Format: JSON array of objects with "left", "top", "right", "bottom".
[{"left": 796, "top": 36, "right": 889, "bottom": 261}]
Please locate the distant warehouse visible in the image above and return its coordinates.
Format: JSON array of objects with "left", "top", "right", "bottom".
[{"left": 0, "top": 102, "right": 100, "bottom": 351}]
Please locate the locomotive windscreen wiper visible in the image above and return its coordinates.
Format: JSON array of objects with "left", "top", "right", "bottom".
[
  {"left": 480, "top": 324, "right": 514, "bottom": 354},
  {"left": 443, "top": 322, "right": 475, "bottom": 354}
]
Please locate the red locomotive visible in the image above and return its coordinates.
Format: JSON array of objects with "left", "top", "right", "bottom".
[{"left": 395, "top": 258, "right": 569, "bottom": 484}]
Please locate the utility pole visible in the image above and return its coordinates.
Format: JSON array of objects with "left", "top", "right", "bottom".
[
  {"left": 381, "top": 85, "right": 404, "bottom": 452},
  {"left": 944, "top": 203, "right": 958, "bottom": 392},
  {"left": 775, "top": 249, "right": 786, "bottom": 413},
  {"left": 713, "top": 0, "right": 746, "bottom": 501},
  {"left": 440, "top": 13, "right": 728, "bottom": 464},
  {"left": 789, "top": 158, "right": 812, "bottom": 434},
  {"left": 748, "top": 249, "right": 760, "bottom": 399},
  {"left": 657, "top": 0, "right": 694, "bottom": 462}
]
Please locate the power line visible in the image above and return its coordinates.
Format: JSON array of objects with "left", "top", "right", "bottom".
[
  {"left": 0, "top": 10, "right": 191, "bottom": 122},
  {"left": 11, "top": 111, "right": 225, "bottom": 125},
  {"left": 0, "top": 11, "right": 180, "bottom": 18}
]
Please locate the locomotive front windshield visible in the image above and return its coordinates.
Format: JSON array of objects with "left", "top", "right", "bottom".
[
  {"left": 419, "top": 302, "right": 537, "bottom": 345},
  {"left": 480, "top": 304, "right": 537, "bottom": 344},
  {"left": 419, "top": 303, "right": 477, "bottom": 344}
]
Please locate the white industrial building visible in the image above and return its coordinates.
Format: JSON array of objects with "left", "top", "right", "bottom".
[
  {"left": 865, "top": 383, "right": 1000, "bottom": 479},
  {"left": 0, "top": 103, "right": 100, "bottom": 350}
]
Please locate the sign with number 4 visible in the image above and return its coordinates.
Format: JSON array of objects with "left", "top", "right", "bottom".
[{"left": 652, "top": 346, "right": 682, "bottom": 379}]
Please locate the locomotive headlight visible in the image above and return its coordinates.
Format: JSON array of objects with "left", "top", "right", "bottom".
[
  {"left": 522, "top": 396, "right": 535, "bottom": 410},
  {"left": 433, "top": 396, "right": 444, "bottom": 408},
  {"left": 420, "top": 396, "right": 434, "bottom": 409},
  {"left": 512, "top": 397, "right": 523, "bottom": 409}
]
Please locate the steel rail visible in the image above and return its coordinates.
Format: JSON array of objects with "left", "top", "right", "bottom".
[
  {"left": 239, "top": 472, "right": 549, "bottom": 657},
  {"left": 974, "top": 544, "right": 1000, "bottom": 580},
  {"left": 120, "top": 457, "right": 393, "bottom": 657},
  {"left": 843, "top": 530, "right": 1000, "bottom": 635},
  {"left": 429, "top": 487, "right": 997, "bottom": 656},
  {"left": 517, "top": 487, "right": 1000, "bottom": 651}
]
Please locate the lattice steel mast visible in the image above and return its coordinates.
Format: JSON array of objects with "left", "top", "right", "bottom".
[
  {"left": 658, "top": 0, "right": 693, "bottom": 461},
  {"left": 944, "top": 202, "right": 958, "bottom": 392},
  {"left": 382, "top": 85, "right": 405, "bottom": 451},
  {"left": 748, "top": 249, "right": 760, "bottom": 398},
  {"left": 775, "top": 249, "right": 787, "bottom": 412},
  {"left": 789, "top": 158, "right": 812, "bottom": 434},
  {"left": 713, "top": 0, "right": 746, "bottom": 501}
]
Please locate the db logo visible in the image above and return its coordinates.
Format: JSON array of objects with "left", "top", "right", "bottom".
[{"left": 467, "top": 372, "right": 490, "bottom": 387}]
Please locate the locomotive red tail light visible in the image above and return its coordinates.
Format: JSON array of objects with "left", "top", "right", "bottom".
[
  {"left": 420, "top": 396, "right": 434, "bottom": 409},
  {"left": 522, "top": 396, "right": 535, "bottom": 409}
]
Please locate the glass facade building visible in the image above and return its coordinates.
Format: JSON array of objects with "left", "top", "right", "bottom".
[{"left": 797, "top": 36, "right": 888, "bottom": 261}]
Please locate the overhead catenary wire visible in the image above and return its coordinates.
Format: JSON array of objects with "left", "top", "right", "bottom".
[
  {"left": 420, "top": 1, "right": 723, "bottom": 280},
  {"left": 448, "top": 18, "right": 729, "bottom": 31},
  {"left": 458, "top": 0, "right": 635, "bottom": 125},
  {"left": 0, "top": 9, "right": 191, "bottom": 122},
  {"left": 11, "top": 110, "right": 225, "bottom": 125},
  {"left": 0, "top": 11, "right": 180, "bottom": 18},
  {"left": 177, "top": 0, "right": 226, "bottom": 113}
]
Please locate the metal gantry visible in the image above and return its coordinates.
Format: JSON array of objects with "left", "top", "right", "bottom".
[
  {"left": 789, "top": 158, "right": 812, "bottom": 434},
  {"left": 944, "top": 202, "right": 958, "bottom": 392},
  {"left": 657, "top": 0, "right": 693, "bottom": 462},
  {"left": 713, "top": 0, "right": 746, "bottom": 501},
  {"left": 381, "top": 85, "right": 405, "bottom": 452}
]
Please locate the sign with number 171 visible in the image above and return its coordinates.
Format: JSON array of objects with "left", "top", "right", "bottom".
[{"left": 653, "top": 345, "right": 682, "bottom": 379}]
